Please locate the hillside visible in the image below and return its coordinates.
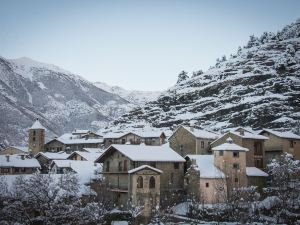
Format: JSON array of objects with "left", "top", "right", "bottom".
[
  {"left": 113, "top": 19, "right": 300, "bottom": 132},
  {"left": 0, "top": 57, "right": 131, "bottom": 147},
  {"left": 94, "top": 82, "right": 162, "bottom": 106}
]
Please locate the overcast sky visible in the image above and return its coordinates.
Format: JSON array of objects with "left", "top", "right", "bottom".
[{"left": 0, "top": 0, "right": 299, "bottom": 91}]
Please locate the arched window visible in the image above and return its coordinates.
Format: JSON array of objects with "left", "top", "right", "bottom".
[
  {"left": 137, "top": 176, "right": 143, "bottom": 188},
  {"left": 149, "top": 176, "right": 155, "bottom": 189}
]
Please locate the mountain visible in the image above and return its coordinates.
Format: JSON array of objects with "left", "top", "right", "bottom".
[
  {"left": 0, "top": 57, "right": 131, "bottom": 148},
  {"left": 94, "top": 82, "right": 162, "bottom": 106},
  {"left": 112, "top": 19, "right": 300, "bottom": 133}
]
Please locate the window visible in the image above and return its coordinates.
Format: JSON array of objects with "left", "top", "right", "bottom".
[
  {"left": 15, "top": 168, "right": 20, "bottom": 173},
  {"left": 233, "top": 163, "right": 240, "bottom": 169},
  {"left": 122, "top": 139, "right": 126, "bottom": 144},
  {"left": 219, "top": 150, "right": 224, "bottom": 156},
  {"left": 233, "top": 151, "right": 239, "bottom": 158},
  {"left": 1, "top": 168, "right": 10, "bottom": 173},
  {"left": 123, "top": 160, "right": 128, "bottom": 171},
  {"left": 180, "top": 144, "right": 183, "bottom": 155},
  {"left": 234, "top": 178, "right": 239, "bottom": 183},
  {"left": 174, "top": 162, "right": 179, "bottom": 169},
  {"left": 21, "top": 168, "right": 26, "bottom": 172},
  {"left": 150, "top": 162, "right": 156, "bottom": 168},
  {"left": 33, "top": 130, "right": 36, "bottom": 135},
  {"left": 201, "top": 141, "right": 204, "bottom": 148},
  {"left": 33, "top": 137, "right": 36, "bottom": 142},
  {"left": 149, "top": 176, "right": 155, "bottom": 188},
  {"left": 290, "top": 140, "right": 294, "bottom": 148},
  {"left": 205, "top": 182, "right": 209, "bottom": 188},
  {"left": 137, "top": 176, "right": 143, "bottom": 188},
  {"left": 106, "top": 161, "right": 110, "bottom": 172},
  {"left": 118, "top": 161, "right": 122, "bottom": 171}
]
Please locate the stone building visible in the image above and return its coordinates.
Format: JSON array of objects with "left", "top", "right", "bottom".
[
  {"left": 169, "top": 125, "right": 219, "bottom": 157},
  {"left": 184, "top": 155, "right": 227, "bottom": 204},
  {"left": 28, "top": 119, "right": 45, "bottom": 154},
  {"left": 50, "top": 159, "right": 101, "bottom": 175},
  {"left": 35, "top": 152, "right": 70, "bottom": 173},
  {"left": 103, "top": 131, "right": 166, "bottom": 147},
  {"left": 67, "top": 149, "right": 103, "bottom": 161},
  {"left": 95, "top": 144, "right": 185, "bottom": 216},
  {"left": 0, "top": 154, "right": 40, "bottom": 174},
  {"left": 184, "top": 138, "right": 268, "bottom": 204},
  {"left": 259, "top": 129, "right": 300, "bottom": 162},
  {"left": 211, "top": 128, "right": 268, "bottom": 168},
  {"left": 44, "top": 136, "right": 103, "bottom": 152}
]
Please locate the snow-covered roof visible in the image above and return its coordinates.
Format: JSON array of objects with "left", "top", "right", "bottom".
[
  {"left": 0, "top": 155, "right": 40, "bottom": 168},
  {"left": 212, "top": 138, "right": 249, "bottom": 152},
  {"left": 52, "top": 137, "right": 103, "bottom": 145},
  {"left": 230, "top": 131, "right": 268, "bottom": 140},
  {"left": 186, "top": 155, "right": 225, "bottom": 179},
  {"left": 97, "top": 144, "right": 185, "bottom": 162},
  {"left": 260, "top": 129, "right": 300, "bottom": 140},
  {"left": 246, "top": 167, "right": 268, "bottom": 177},
  {"left": 35, "top": 152, "right": 70, "bottom": 160},
  {"left": 103, "top": 132, "right": 129, "bottom": 139},
  {"left": 133, "top": 131, "right": 165, "bottom": 138},
  {"left": 128, "top": 165, "right": 163, "bottom": 174},
  {"left": 67, "top": 150, "right": 104, "bottom": 162},
  {"left": 30, "top": 119, "right": 45, "bottom": 130},
  {"left": 51, "top": 160, "right": 102, "bottom": 179},
  {"left": 11, "top": 146, "right": 30, "bottom": 153},
  {"left": 103, "top": 130, "right": 165, "bottom": 139},
  {"left": 170, "top": 125, "right": 219, "bottom": 140}
]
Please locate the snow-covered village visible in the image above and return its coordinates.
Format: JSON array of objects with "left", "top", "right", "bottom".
[{"left": 0, "top": 1, "right": 300, "bottom": 225}]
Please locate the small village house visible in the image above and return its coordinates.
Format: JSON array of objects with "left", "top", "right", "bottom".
[
  {"left": 211, "top": 128, "right": 268, "bottom": 168},
  {"left": 95, "top": 143, "right": 185, "bottom": 217},
  {"left": 0, "top": 154, "right": 41, "bottom": 174},
  {"left": 35, "top": 152, "right": 70, "bottom": 173},
  {"left": 184, "top": 137, "right": 268, "bottom": 204},
  {"left": 44, "top": 135, "right": 103, "bottom": 152},
  {"left": 184, "top": 155, "right": 227, "bottom": 204},
  {"left": 67, "top": 148, "right": 104, "bottom": 161},
  {"left": 259, "top": 129, "right": 300, "bottom": 161},
  {"left": 169, "top": 125, "right": 220, "bottom": 156},
  {"left": 103, "top": 131, "right": 166, "bottom": 147}
]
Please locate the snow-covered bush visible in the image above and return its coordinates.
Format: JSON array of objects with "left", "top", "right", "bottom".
[{"left": 0, "top": 173, "right": 107, "bottom": 225}]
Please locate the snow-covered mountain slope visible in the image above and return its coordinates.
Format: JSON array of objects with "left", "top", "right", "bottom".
[
  {"left": 94, "top": 82, "right": 162, "bottom": 106},
  {"left": 0, "top": 57, "right": 131, "bottom": 147},
  {"left": 113, "top": 19, "right": 300, "bottom": 132}
]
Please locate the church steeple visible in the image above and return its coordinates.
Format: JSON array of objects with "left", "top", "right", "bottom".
[{"left": 28, "top": 118, "right": 45, "bottom": 154}]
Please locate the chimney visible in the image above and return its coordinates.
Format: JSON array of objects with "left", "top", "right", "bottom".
[
  {"left": 5, "top": 154, "right": 9, "bottom": 162},
  {"left": 21, "top": 155, "right": 25, "bottom": 160}
]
